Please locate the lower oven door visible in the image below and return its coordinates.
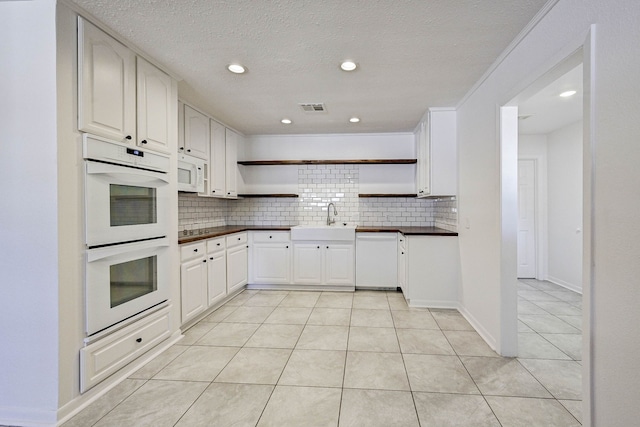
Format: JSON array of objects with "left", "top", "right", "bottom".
[{"left": 86, "top": 238, "right": 170, "bottom": 336}]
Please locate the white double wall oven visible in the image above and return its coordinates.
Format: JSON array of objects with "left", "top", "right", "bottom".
[{"left": 83, "top": 134, "right": 171, "bottom": 336}]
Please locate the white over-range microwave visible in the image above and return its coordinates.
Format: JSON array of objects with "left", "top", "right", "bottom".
[{"left": 178, "top": 153, "right": 205, "bottom": 193}]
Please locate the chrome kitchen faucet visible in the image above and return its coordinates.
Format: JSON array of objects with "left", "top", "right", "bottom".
[{"left": 327, "top": 202, "right": 338, "bottom": 225}]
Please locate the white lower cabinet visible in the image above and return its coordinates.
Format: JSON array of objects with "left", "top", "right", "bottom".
[
  {"left": 292, "top": 242, "right": 354, "bottom": 288},
  {"left": 403, "top": 235, "right": 460, "bottom": 308},
  {"left": 250, "top": 232, "right": 291, "bottom": 285},
  {"left": 226, "top": 233, "right": 249, "bottom": 294},
  {"left": 207, "top": 237, "right": 227, "bottom": 306},
  {"left": 180, "top": 242, "right": 207, "bottom": 324}
]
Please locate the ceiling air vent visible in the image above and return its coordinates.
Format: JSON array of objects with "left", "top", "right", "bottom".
[{"left": 299, "top": 103, "right": 327, "bottom": 113}]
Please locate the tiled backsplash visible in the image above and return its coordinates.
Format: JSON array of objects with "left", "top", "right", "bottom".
[{"left": 178, "top": 165, "right": 458, "bottom": 231}]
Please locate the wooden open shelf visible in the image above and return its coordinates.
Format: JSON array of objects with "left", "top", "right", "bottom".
[
  {"left": 237, "top": 194, "right": 299, "bottom": 198},
  {"left": 238, "top": 159, "right": 417, "bottom": 166},
  {"left": 359, "top": 194, "right": 418, "bottom": 198}
]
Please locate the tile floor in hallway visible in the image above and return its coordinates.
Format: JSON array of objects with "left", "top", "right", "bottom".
[{"left": 63, "top": 280, "right": 583, "bottom": 427}]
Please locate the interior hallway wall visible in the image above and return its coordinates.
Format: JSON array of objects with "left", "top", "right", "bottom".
[
  {"left": 547, "top": 121, "right": 583, "bottom": 292},
  {"left": 456, "top": 0, "right": 640, "bottom": 424}
]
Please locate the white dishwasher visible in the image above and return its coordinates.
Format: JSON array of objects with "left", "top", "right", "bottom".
[{"left": 356, "top": 233, "right": 398, "bottom": 289}]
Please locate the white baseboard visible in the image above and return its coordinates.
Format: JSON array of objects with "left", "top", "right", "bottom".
[
  {"left": 408, "top": 299, "right": 458, "bottom": 309},
  {"left": 547, "top": 275, "right": 583, "bottom": 294},
  {"left": 0, "top": 407, "right": 57, "bottom": 427},
  {"left": 457, "top": 304, "right": 498, "bottom": 352}
]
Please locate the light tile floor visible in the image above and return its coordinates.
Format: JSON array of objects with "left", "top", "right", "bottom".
[{"left": 63, "top": 280, "right": 583, "bottom": 426}]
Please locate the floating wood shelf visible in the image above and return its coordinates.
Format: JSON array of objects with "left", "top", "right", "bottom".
[
  {"left": 359, "top": 194, "right": 418, "bottom": 198},
  {"left": 237, "top": 194, "right": 299, "bottom": 198},
  {"left": 238, "top": 159, "right": 417, "bottom": 166}
]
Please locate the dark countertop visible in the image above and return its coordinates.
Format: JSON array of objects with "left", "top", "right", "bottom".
[{"left": 179, "top": 224, "right": 457, "bottom": 244}]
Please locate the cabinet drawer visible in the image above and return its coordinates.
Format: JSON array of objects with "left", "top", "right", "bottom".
[
  {"left": 207, "top": 237, "right": 226, "bottom": 253},
  {"left": 252, "top": 231, "right": 291, "bottom": 243},
  {"left": 181, "top": 241, "right": 206, "bottom": 261},
  {"left": 226, "top": 232, "right": 248, "bottom": 248},
  {"left": 80, "top": 306, "right": 172, "bottom": 392}
]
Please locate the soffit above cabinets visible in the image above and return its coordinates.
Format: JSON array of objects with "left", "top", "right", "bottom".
[{"left": 69, "top": 0, "right": 548, "bottom": 135}]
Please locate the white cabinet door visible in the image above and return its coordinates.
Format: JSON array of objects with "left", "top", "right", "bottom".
[
  {"left": 251, "top": 243, "right": 291, "bottom": 284},
  {"left": 227, "top": 244, "right": 248, "bottom": 294},
  {"left": 209, "top": 120, "right": 226, "bottom": 197},
  {"left": 324, "top": 244, "right": 354, "bottom": 286},
  {"left": 416, "top": 109, "right": 457, "bottom": 197},
  {"left": 136, "top": 57, "right": 176, "bottom": 154},
  {"left": 293, "top": 244, "right": 323, "bottom": 285},
  {"left": 182, "top": 105, "right": 210, "bottom": 160},
  {"left": 180, "top": 256, "right": 207, "bottom": 324},
  {"left": 405, "top": 236, "right": 459, "bottom": 307},
  {"left": 207, "top": 250, "right": 227, "bottom": 306},
  {"left": 225, "top": 128, "right": 239, "bottom": 198},
  {"left": 78, "top": 18, "right": 136, "bottom": 143},
  {"left": 397, "top": 238, "right": 407, "bottom": 298}
]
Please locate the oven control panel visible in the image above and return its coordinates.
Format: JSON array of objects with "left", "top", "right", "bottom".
[{"left": 83, "top": 134, "right": 170, "bottom": 173}]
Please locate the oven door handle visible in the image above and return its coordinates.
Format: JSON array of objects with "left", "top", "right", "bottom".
[
  {"left": 87, "top": 162, "right": 169, "bottom": 185},
  {"left": 87, "top": 238, "right": 170, "bottom": 263}
]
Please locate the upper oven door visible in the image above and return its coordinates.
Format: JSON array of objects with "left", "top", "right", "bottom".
[{"left": 85, "top": 160, "right": 170, "bottom": 247}]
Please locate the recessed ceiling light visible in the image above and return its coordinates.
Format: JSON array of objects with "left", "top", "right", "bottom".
[
  {"left": 281, "top": 118, "right": 292, "bottom": 124},
  {"left": 227, "top": 64, "right": 246, "bottom": 74},
  {"left": 340, "top": 61, "right": 357, "bottom": 71},
  {"left": 349, "top": 117, "right": 360, "bottom": 123},
  {"left": 559, "top": 90, "right": 577, "bottom": 97}
]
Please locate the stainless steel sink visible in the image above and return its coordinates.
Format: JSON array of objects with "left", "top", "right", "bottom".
[{"left": 290, "top": 224, "right": 357, "bottom": 241}]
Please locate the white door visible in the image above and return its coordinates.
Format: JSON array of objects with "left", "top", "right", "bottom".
[
  {"left": 183, "top": 105, "right": 210, "bottom": 160},
  {"left": 207, "top": 250, "right": 227, "bottom": 306},
  {"left": 517, "top": 159, "right": 537, "bottom": 278},
  {"left": 293, "top": 244, "right": 323, "bottom": 285},
  {"left": 78, "top": 18, "right": 136, "bottom": 142},
  {"left": 180, "top": 256, "right": 207, "bottom": 324},
  {"left": 226, "top": 245, "right": 248, "bottom": 294},
  {"left": 324, "top": 244, "right": 354, "bottom": 286},
  {"left": 209, "top": 120, "right": 226, "bottom": 197},
  {"left": 251, "top": 244, "right": 291, "bottom": 284},
  {"left": 136, "top": 57, "right": 175, "bottom": 153}
]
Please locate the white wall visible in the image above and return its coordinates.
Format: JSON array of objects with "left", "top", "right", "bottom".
[
  {"left": 0, "top": 1, "right": 60, "bottom": 425},
  {"left": 547, "top": 121, "right": 582, "bottom": 291},
  {"left": 457, "top": 0, "right": 640, "bottom": 424}
]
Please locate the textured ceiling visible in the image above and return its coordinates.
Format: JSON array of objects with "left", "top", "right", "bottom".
[{"left": 70, "top": 0, "right": 549, "bottom": 135}]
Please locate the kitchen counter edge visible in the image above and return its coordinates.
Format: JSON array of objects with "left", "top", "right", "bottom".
[{"left": 179, "top": 225, "right": 457, "bottom": 244}]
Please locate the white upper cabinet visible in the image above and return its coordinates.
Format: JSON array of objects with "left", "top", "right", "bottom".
[
  {"left": 209, "top": 120, "right": 227, "bottom": 197},
  {"left": 416, "top": 108, "right": 457, "bottom": 197},
  {"left": 136, "top": 57, "right": 176, "bottom": 154},
  {"left": 78, "top": 18, "right": 136, "bottom": 143},
  {"left": 225, "top": 128, "right": 239, "bottom": 198},
  {"left": 181, "top": 105, "right": 210, "bottom": 160},
  {"left": 78, "top": 17, "right": 177, "bottom": 154}
]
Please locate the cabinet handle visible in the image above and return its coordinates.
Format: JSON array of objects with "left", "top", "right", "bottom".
[
  {"left": 246, "top": 245, "right": 249, "bottom": 248},
  {"left": 326, "top": 246, "right": 329, "bottom": 249},
  {"left": 286, "top": 245, "right": 289, "bottom": 248},
  {"left": 136, "top": 338, "right": 142, "bottom": 343},
  {"left": 194, "top": 248, "right": 198, "bottom": 252},
  {"left": 140, "top": 139, "right": 148, "bottom": 144},
  {"left": 317, "top": 246, "right": 320, "bottom": 249},
  {"left": 269, "top": 236, "right": 273, "bottom": 239},
  {"left": 217, "top": 243, "right": 221, "bottom": 246},
  {"left": 209, "top": 257, "right": 213, "bottom": 260},
  {"left": 212, "top": 190, "right": 216, "bottom": 193},
  {"left": 227, "top": 192, "right": 231, "bottom": 195},
  {"left": 179, "top": 147, "right": 184, "bottom": 151},
  {"left": 125, "top": 135, "right": 132, "bottom": 140},
  {"left": 402, "top": 252, "right": 404, "bottom": 255},
  {"left": 187, "top": 149, "right": 191, "bottom": 152},
  {"left": 238, "top": 237, "right": 241, "bottom": 240},
  {"left": 203, "top": 259, "right": 207, "bottom": 263}
]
